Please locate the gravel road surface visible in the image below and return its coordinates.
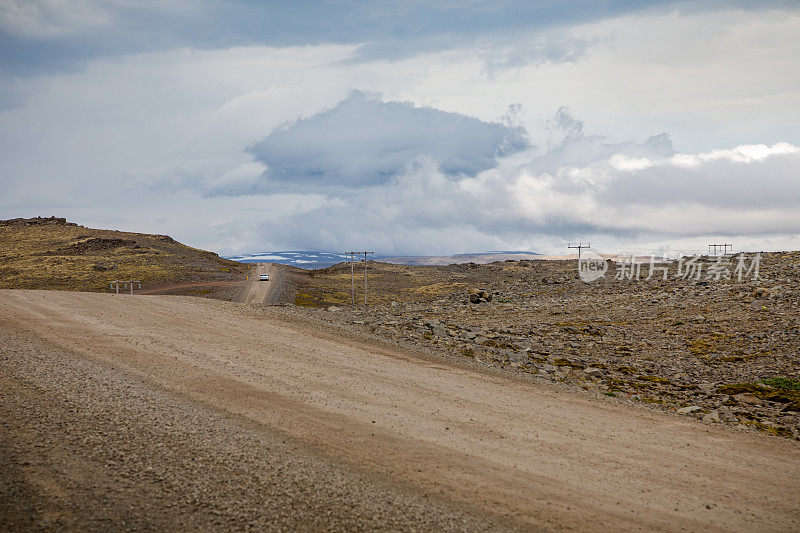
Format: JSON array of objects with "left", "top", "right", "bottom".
[
  {"left": 1, "top": 289, "right": 798, "bottom": 531},
  {"left": 238, "top": 264, "right": 288, "bottom": 305}
]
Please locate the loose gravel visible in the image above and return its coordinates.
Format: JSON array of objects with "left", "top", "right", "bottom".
[{"left": 0, "top": 327, "right": 499, "bottom": 532}]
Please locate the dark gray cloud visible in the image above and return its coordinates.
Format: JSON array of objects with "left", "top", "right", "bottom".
[
  {"left": 5, "top": 0, "right": 789, "bottom": 78},
  {"left": 244, "top": 92, "right": 529, "bottom": 192}
]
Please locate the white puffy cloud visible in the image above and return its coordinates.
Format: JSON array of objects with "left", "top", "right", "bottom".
[
  {"left": 598, "top": 143, "right": 800, "bottom": 208},
  {"left": 254, "top": 109, "right": 800, "bottom": 255}
]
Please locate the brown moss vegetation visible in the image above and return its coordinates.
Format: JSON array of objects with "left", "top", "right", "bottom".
[
  {"left": 0, "top": 217, "right": 247, "bottom": 292},
  {"left": 297, "top": 259, "right": 540, "bottom": 308}
]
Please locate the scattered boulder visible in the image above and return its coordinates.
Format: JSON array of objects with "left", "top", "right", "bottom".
[
  {"left": 753, "top": 287, "right": 769, "bottom": 298},
  {"left": 735, "top": 393, "right": 763, "bottom": 406},
  {"left": 468, "top": 288, "right": 492, "bottom": 304},
  {"left": 677, "top": 405, "right": 703, "bottom": 414},
  {"left": 584, "top": 367, "right": 604, "bottom": 379},
  {"left": 56, "top": 238, "right": 136, "bottom": 255}
]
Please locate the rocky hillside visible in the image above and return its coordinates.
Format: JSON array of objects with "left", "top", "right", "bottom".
[
  {"left": 299, "top": 252, "right": 800, "bottom": 439},
  {"left": 0, "top": 217, "right": 247, "bottom": 292}
]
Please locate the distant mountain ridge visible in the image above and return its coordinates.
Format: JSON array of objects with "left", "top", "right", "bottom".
[
  {"left": 225, "top": 251, "right": 351, "bottom": 270},
  {"left": 378, "top": 251, "right": 543, "bottom": 266},
  {"left": 225, "top": 250, "right": 543, "bottom": 269}
]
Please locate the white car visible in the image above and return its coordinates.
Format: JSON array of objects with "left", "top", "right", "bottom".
[{"left": 259, "top": 273, "right": 270, "bottom": 281}]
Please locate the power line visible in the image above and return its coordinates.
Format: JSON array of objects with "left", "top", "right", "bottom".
[
  {"left": 344, "top": 251, "right": 374, "bottom": 305},
  {"left": 708, "top": 244, "right": 733, "bottom": 256},
  {"left": 345, "top": 252, "right": 356, "bottom": 305},
  {"left": 363, "top": 251, "right": 373, "bottom": 306},
  {"left": 567, "top": 242, "right": 590, "bottom": 261}
]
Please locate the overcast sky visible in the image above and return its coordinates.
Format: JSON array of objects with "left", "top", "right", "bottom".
[{"left": 1, "top": 0, "right": 799, "bottom": 256}]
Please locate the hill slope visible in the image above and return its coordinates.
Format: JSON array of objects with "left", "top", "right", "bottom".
[{"left": 0, "top": 217, "right": 247, "bottom": 292}]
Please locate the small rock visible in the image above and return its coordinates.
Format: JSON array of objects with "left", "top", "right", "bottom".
[
  {"left": 468, "top": 288, "right": 493, "bottom": 303},
  {"left": 702, "top": 410, "right": 721, "bottom": 423},
  {"left": 717, "top": 406, "right": 738, "bottom": 423},
  {"left": 677, "top": 405, "right": 703, "bottom": 414},
  {"left": 583, "top": 367, "right": 604, "bottom": 378},
  {"left": 735, "top": 393, "right": 763, "bottom": 406},
  {"left": 697, "top": 382, "right": 715, "bottom": 393}
]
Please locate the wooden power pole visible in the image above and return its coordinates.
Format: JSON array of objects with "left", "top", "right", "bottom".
[
  {"left": 567, "top": 242, "right": 590, "bottom": 261},
  {"left": 363, "top": 251, "right": 374, "bottom": 305},
  {"left": 345, "top": 252, "right": 356, "bottom": 305},
  {"left": 708, "top": 244, "right": 733, "bottom": 256},
  {"left": 344, "top": 251, "right": 374, "bottom": 305}
]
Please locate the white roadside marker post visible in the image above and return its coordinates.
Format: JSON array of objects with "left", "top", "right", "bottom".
[{"left": 109, "top": 280, "right": 140, "bottom": 295}]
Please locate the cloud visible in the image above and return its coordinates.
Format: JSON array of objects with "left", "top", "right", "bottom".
[
  {"left": 527, "top": 106, "right": 675, "bottom": 176},
  {"left": 244, "top": 92, "right": 529, "bottom": 192},
  {"left": 2, "top": 5, "right": 799, "bottom": 256},
  {"left": 252, "top": 109, "right": 800, "bottom": 255},
  {"left": 479, "top": 32, "right": 601, "bottom": 77},
  {"left": 202, "top": 161, "right": 267, "bottom": 198},
  {"left": 599, "top": 142, "right": 800, "bottom": 208},
  {"left": 7, "top": 0, "right": 787, "bottom": 77}
]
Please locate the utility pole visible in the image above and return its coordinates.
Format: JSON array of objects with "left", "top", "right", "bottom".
[
  {"left": 344, "top": 252, "right": 374, "bottom": 305},
  {"left": 708, "top": 244, "right": 733, "bottom": 256},
  {"left": 567, "top": 242, "right": 590, "bottom": 261},
  {"left": 363, "top": 251, "right": 374, "bottom": 306},
  {"left": 344, "top": 252, "right": 356, "bottom": 305}
]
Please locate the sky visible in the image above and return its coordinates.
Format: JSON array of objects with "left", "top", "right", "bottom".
[{"left": 1, "top": 0, "right": 799, "bottom": 256}]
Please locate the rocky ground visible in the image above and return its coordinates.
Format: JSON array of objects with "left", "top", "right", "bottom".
[{"left": 299, "top": 251, "right": 800, "bottom": 439}]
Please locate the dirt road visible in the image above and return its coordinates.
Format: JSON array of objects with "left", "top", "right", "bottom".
[
  {"left": 1, "top": 290, "right": 799, "bottom": 531},
  {"left": 238, "top": 263, "right": 281, "bottom": 305}
]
